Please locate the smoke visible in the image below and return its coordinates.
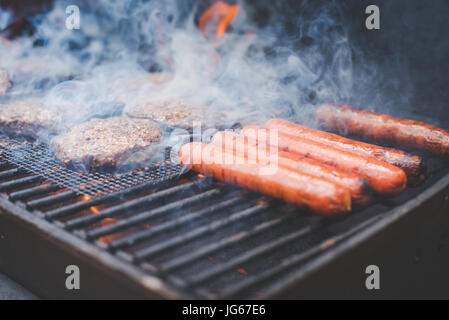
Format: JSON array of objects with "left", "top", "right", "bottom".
[
  {"left": 0, "top": 0, "right": 362, "bottom": 132},
  {"left": 0, "top": 7, "right": 12, "bottom": 30},
  {"left": 4, "top": 0, "right": 446, "bottom": 139},
  {"left": 341, "top": 0, "right": 449, "bottom": 126}
]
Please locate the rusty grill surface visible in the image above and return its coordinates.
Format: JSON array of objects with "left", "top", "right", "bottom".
[{"left": 0, "top": 135, "right": 449, "bottom": 299}]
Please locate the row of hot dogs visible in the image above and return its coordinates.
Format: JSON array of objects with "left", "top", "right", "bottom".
[{"left": 178, "top": 104, "right": 449, "bottom": 216}]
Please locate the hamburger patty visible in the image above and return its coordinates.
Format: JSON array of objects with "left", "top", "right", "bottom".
[
  {"left": 0, "top": 68, "right": 12, "bottom": 96},
  {"left": 125, "top": 100, "right": 217, "bottom": 130},
  {"left": 50, "top": 117, "right": 162, "bottom": 168},
  {"left": 0, "top": 98, "right": 60, "bottom": 138}
]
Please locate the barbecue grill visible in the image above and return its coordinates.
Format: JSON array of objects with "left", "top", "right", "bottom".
[
  {"left": 1, "top": 0, "right": 449, "bottom": 300},
  {"left": 1, "top": 130, "right": 449, "bottom": 299}
]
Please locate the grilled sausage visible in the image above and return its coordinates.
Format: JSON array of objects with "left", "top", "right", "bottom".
[
  {"left": 241, "top": 126, "right": 407, "bottom": 197},
  {"left": 316, "top": 104, "right": 449, "bottom": 157},
  {"left": 179, "top": 142, "right": 352, "bottom": 216},
  {"left": 211, "top": 131, "right": 371, "bottom": 207},
  {"left": 265, "top": 118, "right": 425, "bottom": 185}
]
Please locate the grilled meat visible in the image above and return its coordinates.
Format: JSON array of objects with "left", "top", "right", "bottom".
[
  {"left": 50, "top": 117, "right": 162, "bottom": 168},
  {"left": 241, "top": 126, "right": 408, "bottom": 197},
  {"left": 125, "top": 100, "right": 217, "bottom": 130},
  {"left": 179, "top": 142, "right": 352, "bottom": 216},
  {"left": 317, "top": 104, "right": 449, "bottom": 157},
  {"left": 0, "top": 68, "right": 12, "bottom": 96},
  {"left": 0, "top": 98, "right": 60, "bottom": 138},
  {"left": 265, "top": 118, "right": 426, "bottom": 185},
  {"left": 211, "top": 131, "right": 371, "bottom": 207}
]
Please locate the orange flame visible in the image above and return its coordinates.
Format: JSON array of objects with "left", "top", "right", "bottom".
[
  {"left": 81, "top": 196, "right": 117, "bottom": 243},
  {"left": 199, "top": 1, "right": 240, "bottom": 39},
  {"left": 82, "top": 195, "right": 114, "bottom": 223},
  {"left": 82, "top": 195, "right": 99, "bottom": 213}
]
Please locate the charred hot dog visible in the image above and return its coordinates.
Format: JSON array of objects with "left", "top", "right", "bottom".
[{"left": 316, "top": 104, "right": 449, "bottom": 157}]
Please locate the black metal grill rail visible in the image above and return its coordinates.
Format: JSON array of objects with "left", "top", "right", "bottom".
[
  {"left": 0, "top": 155, "right": 383, "bottom": 298},
  {"left": 1, "top": 137, "right": 448, "bottom": 299},
  {"left": 0, "top": 135, "right": 183, "bottom": 197}
]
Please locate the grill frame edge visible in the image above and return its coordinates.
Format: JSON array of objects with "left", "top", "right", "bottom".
[{"left": 0, "top": 194, "right": 189, "bottom": 300}]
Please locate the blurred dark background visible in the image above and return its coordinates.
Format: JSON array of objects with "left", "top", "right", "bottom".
[{"left": 245, "top": 0, "right": 449, "bottom": 125}]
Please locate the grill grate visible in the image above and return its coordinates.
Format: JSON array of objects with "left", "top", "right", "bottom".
[
  {"left": 1, "top": 134, "right": 449, "bottom": 299},
  {"left": 0, "top": 135, "right": 184, "bottom": 197}
]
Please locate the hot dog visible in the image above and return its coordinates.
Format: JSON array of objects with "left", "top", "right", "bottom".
[
  {"left": 179, "top": 142, "right": 352, "bottom": 216},
  {"left": 240, "top": 126, "right": 407, "bottom": 197},
  {"left": 316, "top": 104, "right": 449, "bottom": 157},
  {"left": 265, "top": 118, "right": 425, "bottom": 185},
  {"left": 211, "top": 131, "right": 371, "bottom": 207}
]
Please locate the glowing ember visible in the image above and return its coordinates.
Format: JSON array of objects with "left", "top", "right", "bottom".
[
  {"left": 320, "top": 238, "right": 336, "bottom": 250},
  {"left": 90, "top": 206, "right": 100, "bottom": 214},
  {"left": 82, "top": 195, "right": 100, "bottom": 214},
  {"left": 82, "top": 195, "right": 115, "bottom": 226},
  {"left": 199, "top": 1, "right": 240, "bottom": 39},
  {"left": 237, "top": 268, "right": 248, "bottom": 275}
]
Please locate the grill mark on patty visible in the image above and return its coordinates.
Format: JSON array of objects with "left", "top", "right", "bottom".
[{"left": 50, "top": 117, "right": 162, "bottom": 169}]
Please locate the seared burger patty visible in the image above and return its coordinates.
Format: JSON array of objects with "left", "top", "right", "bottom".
[
  {"left": 50, "top": 117, "right": 162, "bottom": 168},
  {"left": 0, "top": 68, "right": 12, "bottom": 96},
  {"left": 0, "top": 98, "right": 60, "bottom": 138},
  {"left": 125, "top": 100, "right": 217, "bottom": 130}
]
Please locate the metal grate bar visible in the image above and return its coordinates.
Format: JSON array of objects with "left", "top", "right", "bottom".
[
  {"left": 0, "top": 175, "right": 42, "bottom": 192},
  {"left": 0, "top": 168, "right": 21, "bottom": 180},
  {"left": 83, "top": 188, "right": 222, "bottom": 240},
  {"left": 8, "top": 183, "right": 59, "bottom": 202},
  {"left": 26, "top": 190, "right": 77, "bottom": 210},
  {"left": 0, "top": 135, "right": 184, "bottom": 197},
  {"left": 218, "top": 217, "right": 380, "bottom": 299},
  {"left": 218, "top": 244, "right": 322, "bottom": 299},
  {"left": 0, "top": 161, "right": 9, "bottom": 169},
  {"left": 44, "top": 180, "right": 173, "bottom": 221},
  {"left": 161, "top": 215, "right": 287, "bottom": 274},
  {"left": 63, "top": 182, "right": 198, "bottom": 230},
  {"left": 104, "top": 195, "right": 247, "bottom": 251},
  {"left": 131, "top": 202, "right": 271, "bottom": 262},
  {"left": 186, "top": 223, "right": 317, "bottom": 286}
]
